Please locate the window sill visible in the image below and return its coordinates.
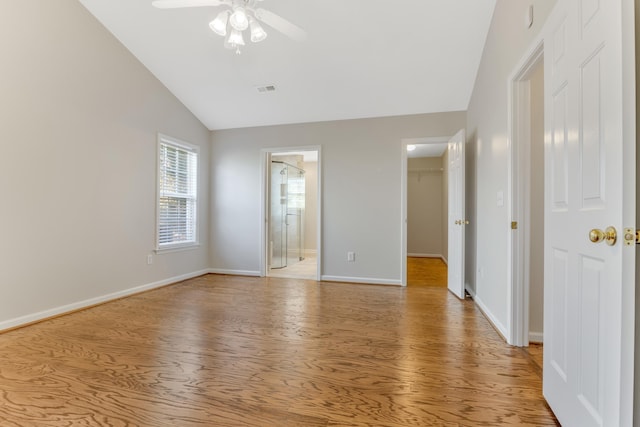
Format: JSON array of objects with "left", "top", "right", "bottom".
[{"left": 155, "top": 243, "right": 200, "bottom": 254}]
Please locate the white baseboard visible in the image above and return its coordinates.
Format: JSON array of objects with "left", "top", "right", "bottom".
[
  {"left": 304, "top": 249, "right": 317, "bottom": 257},
  {"left": 321, "top": 275, "right": 402, "bottom": 286},
  {"left": 208, "top": 268, "right": 261, "bottom": 277},
  {"left": 529, "top": 332, "right": 544, "bottom": 343},
  {"left": 407, "top": 253, "right": 448, "bottom": 265},
  {"left": 407, "top": 253, "right": 442, "bottom": 258},
  {"left": 466, "top": 286, "right": 509, "bottom": 343},
  {"left": 0, "top": 269, "right": 210, "bottom": 333}
]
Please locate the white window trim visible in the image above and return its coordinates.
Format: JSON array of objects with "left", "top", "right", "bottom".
[{"left": 155, "top": 133, "right": 199, "bottom": 253}]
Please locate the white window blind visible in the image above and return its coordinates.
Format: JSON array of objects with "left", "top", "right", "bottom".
[{"left": 157, "top": 135, "right": 198, "bottom": 249}]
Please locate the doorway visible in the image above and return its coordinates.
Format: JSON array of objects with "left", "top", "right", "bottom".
[
  {"left": 401, "top": 136, "right": 456, "bottom": 288},
  {"left": 508, "top": 43, "right": 544, "bottom": 350},
  {"left": 406, "top": 142, "right": 449, "bottom": 287},
  {"left": 261, "top": 148, "right": 321, "bottom": 280},
  {"left": 269, "top": 160, "right": 306, "bottom": 271}
]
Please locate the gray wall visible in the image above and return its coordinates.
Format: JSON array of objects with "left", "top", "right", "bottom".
[
  {"left": 0, "top": 0, "right": 210, "bottom": 329},
  {"left": 465, "top": 129, "right": 476, "bottom": 292},
  {"left": 303, "top": 161, "right": 318, "bottom": 254},
  {"left": 442, "top": 149, "right": 450, "bottom": 263},
  {"left": 210, "top": 112, "right": 466, "bottom": 284},
  {"left": 466, "top": 0, "right": 556, "bottom": 332}
]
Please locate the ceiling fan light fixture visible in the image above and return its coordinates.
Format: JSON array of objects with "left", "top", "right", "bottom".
[
  {"left": 249, "top": 17, "right": 267, "bottom": 43},
  {"left": 209, "top": 10, "right": 229, "bottom": 36},
  {"left": 229, "top": 7, "right": 249, "bottom": 31},
  {"left": 151, "top": 0, "right": 307, "bottom": 54},
  {"left": 227, "top": 28, "right": 245, "bottom": 46}
]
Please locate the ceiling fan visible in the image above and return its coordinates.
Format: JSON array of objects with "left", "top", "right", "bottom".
[{"left": 151, "top": 0, "right": 307, "bottom": 54}]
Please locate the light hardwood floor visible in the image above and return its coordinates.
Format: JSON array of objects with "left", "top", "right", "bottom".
[
  {"left": 0, "top": 274, "right": 558, "bottom": 426},
  {"left": 526, "top": 343, "right": 544, "bottom": 371},
  {"left": 407, "top": 257, "right": 448, "bottom": 287}
]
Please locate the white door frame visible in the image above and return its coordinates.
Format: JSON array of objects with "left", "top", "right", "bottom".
[
  {"left": 260, "top": 146, "right": 322, "bottom": 280},
  {"left": 507, "top": 39, "right": 544, "bottom": 347},
  {"left": 401, "top": 136, "right": 451, "bottom": 287}
]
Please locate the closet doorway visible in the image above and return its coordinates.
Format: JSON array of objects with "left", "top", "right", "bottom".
[{"left": 403, "top": 139, "right": 450, "bottom": 287}]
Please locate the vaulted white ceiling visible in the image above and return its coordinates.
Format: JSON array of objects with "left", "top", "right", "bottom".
[{"left": 79, "top": 0, "right": 496, "bottom": 130}]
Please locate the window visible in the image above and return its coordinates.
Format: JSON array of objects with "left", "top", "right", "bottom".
[{"left": 157, "top": 134, "right": 198, "bottom": 250}]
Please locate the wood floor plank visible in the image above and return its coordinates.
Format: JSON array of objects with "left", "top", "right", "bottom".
[
  {"left": 0, "top": 274, "right": 558, "bottom": 426},
  {"left": 407, "top": 257, "right": 448, "bottom": 287}
]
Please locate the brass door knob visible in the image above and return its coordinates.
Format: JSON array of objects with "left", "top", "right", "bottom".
[{"left": 589, "top": 226, "right": 617, "bottom": 246}]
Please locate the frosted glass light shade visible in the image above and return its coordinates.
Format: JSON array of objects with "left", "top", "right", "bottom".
[
  {"left": 249, "top": 17, "right": 267, "bottom": 42},
  {"left": 229, "top": 7, "right": 249, "bottom": 31},
  {"left": 209, "top": 10, "right": 229, "bottom": 36},
  {"left": 227, "top": 29, "right": 245, "bottom": 46}
]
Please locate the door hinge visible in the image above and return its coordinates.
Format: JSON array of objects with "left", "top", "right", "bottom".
[
  {"left": 623, "top": 228, "right": 640, "bottom": 246},
  {"left": 511, "top": 221, "right": 518, "bottom": 230}
]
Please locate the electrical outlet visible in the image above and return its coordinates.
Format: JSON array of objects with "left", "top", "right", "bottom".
[
  {"left": 147, "top": 254, "right": 153, "bottom": 265},
  {"left": 347, "top": 251, "right": 355, "bottom": 262}
]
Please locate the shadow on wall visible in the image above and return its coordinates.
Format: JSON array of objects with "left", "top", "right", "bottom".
[{"left": 465, "top": 129, "right": 477, "bottom": 295}]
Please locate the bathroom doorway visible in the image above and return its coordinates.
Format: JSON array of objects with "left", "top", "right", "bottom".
[{"left": 261, "top": 148, "right": 320, "bottom": 280}]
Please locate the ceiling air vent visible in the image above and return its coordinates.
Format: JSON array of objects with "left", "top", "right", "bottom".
[{"left": 255, "top": 85, "right": 276, "bottom": 93}]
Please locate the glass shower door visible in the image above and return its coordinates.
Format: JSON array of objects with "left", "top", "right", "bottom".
[
  {"left": 286, "top": 167, "right": 305, "bottom": 266},
  {"left": 270, "top": 161, "right": 305, "bottom": 270},
  {"left": 270, "top": 162, "right": 287, "bottom": 269}
]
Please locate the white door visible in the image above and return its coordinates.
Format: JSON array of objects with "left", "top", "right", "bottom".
[
  {"left": 447, "top": 129, "right": 466, "bottom": 299},
  {"left": 543, "top": 0, "right": 635, "bottom": 425}
]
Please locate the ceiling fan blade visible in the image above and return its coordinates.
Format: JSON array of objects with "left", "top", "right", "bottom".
[
  {"left": 254, "top": 8, "right": 307, "bottom": 42},
  {"left": 151, "top": 0, "right": 226, "bottom": 9}
]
